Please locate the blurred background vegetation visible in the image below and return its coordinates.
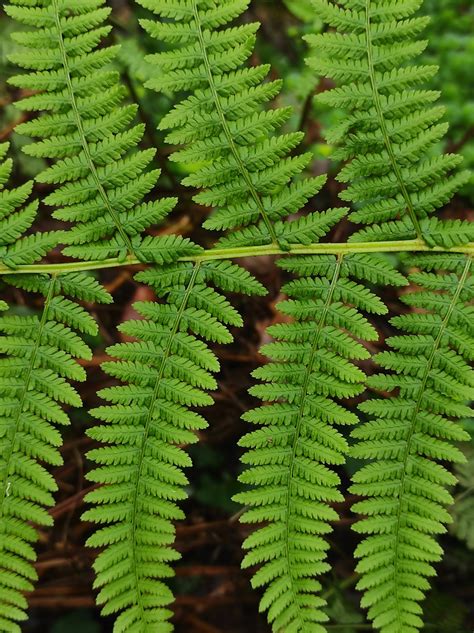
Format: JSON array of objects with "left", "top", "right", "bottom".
[{"left": 0, "top": 1, "right": 473, "bottom": 631}]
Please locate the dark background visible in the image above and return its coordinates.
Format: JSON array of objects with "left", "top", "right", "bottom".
[{"left": 0, "top": 1, "right": 473, "bottom": 631}]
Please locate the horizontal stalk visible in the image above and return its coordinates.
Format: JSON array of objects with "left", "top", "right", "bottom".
[{"left": 1, "top": 240, "right": 473, "bottom": 276}]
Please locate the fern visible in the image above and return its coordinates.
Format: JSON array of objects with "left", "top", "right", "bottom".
[
  {"left": 73, "top": 5, "right": 352, "bottom": 627},
  {"left": 135, "top": 3, "right": 474, "bottom": 630},
  {"left": 350, "top": 253, "right": 473, "bottom": 633},
  {"left": 4, "top": 4, "right": 207, "bottom": 628},
  {"left": 5, "top": 0, "right": 194, "bottom": 264},
  {"left": 83, "top": 259, "right": 265, "bottom": 632},
  {"left": 0, "top": 142, "right": 57, "bottom": 268},
  {"left": 137, "top": 0, "right": 346, "bottom": 248},
  {"left": 4, "top": 3, "right": 294, "bottom": 629},
  {"left": 0, "top": 272, "right": 112, "bottom": 633},
  {"left": 306, "top": 0, "right": 473, "bottom": 247},
  {"left": 234, "top": 254, "right": 407, "bottom": 632},
  {"left": 304, "top": 18, "right": 474, "bottom": 627},
  {"left": 81, "top": 209, "right": 342, "bottom": 631},
  {"left": 0, "top": 144, "right": 113, "bottom": 631},
  {"left": 1, "top": 1, "right": 473, "bottom": 632}
]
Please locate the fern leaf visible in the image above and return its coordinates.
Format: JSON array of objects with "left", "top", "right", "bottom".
[
  {"left": 0, "top": 144, "right": 116, "bottom": 630},
  {"left": 0, "top": 143, "right": 58, "bottom": 269},
  {"left": 350, "top": 253, "right": 473, "bottom": 633},
  {"left": 84, "top": 259, "right": 261, "bottom": 630},
  {"left": 138, "top": 0, "right": 346, "bottom": 247},
  {"left": 0, "top": 273, "right": 111, "bottom": 632},
  {"left": 83, "top": 255, "right": 273, "bottom": 629},
  {"left": 307, "top": 0, "right": 471, "bottom": 245},
  {"left": 5, "top": 0, "right": 177, "bottom": 262},
  {"left": 234, "top": 254, "right": 407, "bottom": 632}
]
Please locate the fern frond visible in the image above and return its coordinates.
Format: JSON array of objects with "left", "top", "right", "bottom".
[
  {"left": 0, "top": 143, "right": 115, "bottom": 629},
  {"left": 138, "top": 0, "right": 346, "bottom": 248},
  {"left": 0, "top": 272, "right": 111, "bottom": 632},
  {"left": 83, "top": 257, "right": 265, "bottom": 631},
  {"left": 350, "top": 253, "right": 473, "bottom": 633},
  {"left": 0, "top": 143, "right": 57, "bottom": 269},
  {"left": 5, "top": 0, "right": 184, "bottom": 262},
  {"left": 234, "top": 254, "right": 407, "bottom": 632},
  {"left": 307, "top": 0, "right": 471, "bottom": 245}
]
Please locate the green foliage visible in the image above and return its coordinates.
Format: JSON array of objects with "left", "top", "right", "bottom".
[
  {"left": 0, "top": 1, "right": 472, "bottom": 632},
  {"left": 0, "top": 143, "right": 56, "bottom": 269},
  {"left": 0, "top": 144, "right": 114, "bottom": 631},
  {"left": 5, "top": 0, "right": 189, "bottom": 263},
  {"left": 306, "top": 0, "right": 472, "bottom": 246},
  {"left": 234, "top": 254, "right": 406, "bottom": 632},
  {"left": 350, "top": 253, "right": 473, "bottom": 633},
  {"left": 284, "top": 0, "right": 316, "bottom": 24},
  {"left": 422, "top": 0, "right": 474, "bottom": 200},
  {"left": 83, "top": 259, "right": 253, "bottom": 631},
  {"left": 0, "top": 272, "right": 112, "bottom": 632},
  {"left": 138, "top": 0, "right": 345, "bottom": 248},
  {"left": 326, "top": 593, "right": 365, "bottom": 633}
]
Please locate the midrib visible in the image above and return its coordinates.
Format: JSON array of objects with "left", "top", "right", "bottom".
[
  {"left": 364, "top": 0, "right": 424, "bottom": 240},
  {"left": 283, "top": 255, "right": 344, "bottom": 621},
  {"left": 191, "top": 0, "right": 281, "bottom": 247},
  {"left": 51, "top": 0, "right": 135, "bottom": 256}
]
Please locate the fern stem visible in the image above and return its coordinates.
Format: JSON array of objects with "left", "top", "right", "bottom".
[
  {"left": 283, "top": 254, "right": 344, "bottom": 611},
  {"left": 51, "top": 0, "right": 136, "bottom": 258},
  {"left": 128, "top": 264, "right": 201, "bottom": 626},
  {"left": 364, "top": 0, "right": 425, "bottom": 241},
  {"left": 1, "top": 241, "right": 473, "bottom": 276},
  {"left": 391, "top": 254, "right": 472, "bottom": 628},
  {"left": 191, "top": 0, "right": 282, "bottom": 248},
  {"left": 0, "top": 275, "right": 57, "bottom": 523}
]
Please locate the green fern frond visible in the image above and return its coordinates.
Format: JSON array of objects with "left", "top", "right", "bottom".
[
  {"left": 2, "top": 3, "right": 472, "bottom": 632},
  {"left": 306, "top": 0, "right": 471, "bottom": 245},
  {"left": 234, "top": 254, "right": 407, "bottom": 633},
  {"left": 0, "top": 272, "right": 111, "bottom": 632},
  {"left": 350, "top": 253, "right": 473, "bottom": 633},
  {"left": 138, "top": 0, "right": 346, "bottom": 248},
  {"left": 0, "top": 143, "right": 57, "bottom": 269},
  {"left": 83, "top": 258, "right": 260, "bottom": 631},
  {"left": 5, "top": 0, "right": 183, "bottom": 262},
  {"left": 0, "top": 144, "right": 115, "bottom": 631}
]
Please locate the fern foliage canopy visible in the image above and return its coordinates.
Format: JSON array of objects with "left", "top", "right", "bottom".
[
  {"left": 235, "top": 254, "right": 407, "bottom": 632},
  {"left": 307, "top": 0, "right": 473, "bottom": 247},
  {"left": 0, "top": 0, "right": 472, "bottom": 632}
]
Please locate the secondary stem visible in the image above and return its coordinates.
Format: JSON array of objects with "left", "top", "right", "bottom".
[{"left": 1, "top": 240, "right": 472, "bottom": 276}]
